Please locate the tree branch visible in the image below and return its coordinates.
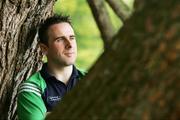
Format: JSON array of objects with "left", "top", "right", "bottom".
[
  {"left": 87, "top": 0, "right": 115, "bottom": 46},
  {"left": 105, "top": 0, "right": 132, "bottom": 22}
]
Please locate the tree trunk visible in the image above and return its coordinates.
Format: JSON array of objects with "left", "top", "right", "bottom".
[
  {"left": 0, "top": 0, "right": 55, "bottom": 119},
  {"left": 47, "top": 0, "right": 180, "bottom": 119}
]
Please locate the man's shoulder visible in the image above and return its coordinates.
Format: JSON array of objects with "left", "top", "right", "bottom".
[
  {"left": 26, "top": 72, "right": 42, "bottom": 83},
  {"left": 21, "top": 71, "right": 47, "bottom": 92}
]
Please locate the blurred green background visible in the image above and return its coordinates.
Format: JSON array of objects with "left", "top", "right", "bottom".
[{"left": 53, "top": 0, "right": 134, "bottom": 71}]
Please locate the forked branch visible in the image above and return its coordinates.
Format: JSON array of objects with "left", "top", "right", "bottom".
[
  {"left": 87, "top": 0, "right": 115, "bottom": 46},
  {"left": 105, "top": 0, "right": 132, "bottom": 22}
]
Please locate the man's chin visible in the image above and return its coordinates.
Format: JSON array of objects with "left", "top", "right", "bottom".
[
  {"left": 55, "top": 58, "right": 76, "bottom": 66},
  {"left": 64, "top": 61, "right": 76, "bottom": 66}
]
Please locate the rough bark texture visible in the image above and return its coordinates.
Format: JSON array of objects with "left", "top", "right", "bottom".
[
  {"left": 47, "top": 0, "right": 180, "bottom": 119},
  {"left": 0, "top": 0, "right": 55, "bottom": 119}
]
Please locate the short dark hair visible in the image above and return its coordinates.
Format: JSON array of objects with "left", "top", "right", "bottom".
[{"left": 38, "top": 14, "right": 72, "bottom": 46}]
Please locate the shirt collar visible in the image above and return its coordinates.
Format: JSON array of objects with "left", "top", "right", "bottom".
[{"left": 40, "top": 63, "right": 80, "bottom": 81}]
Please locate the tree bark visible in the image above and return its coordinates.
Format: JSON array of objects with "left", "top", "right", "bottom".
[
  {"left": 47, "top": 0, "right": 180, "bottom": 119},
  {"left": 0, "top": 0, "right": 55, "bottom": 119}
]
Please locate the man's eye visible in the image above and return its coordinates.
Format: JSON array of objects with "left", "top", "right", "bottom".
[
  {"left": 56, "top": 38, "right": 63, "bottom": 42},
  {"left": 70, "top": 37, "right": 75, "bottom": 40}
]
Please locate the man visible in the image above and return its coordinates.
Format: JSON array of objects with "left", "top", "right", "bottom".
[{"left": 17, "top": 14, "right": 85, "bottom": 120}]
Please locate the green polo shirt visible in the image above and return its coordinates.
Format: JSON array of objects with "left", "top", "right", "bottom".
[{"left": 17, "top": 67, "right": 86, "bottom": 120}]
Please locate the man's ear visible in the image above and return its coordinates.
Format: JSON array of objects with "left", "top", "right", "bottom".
[{"left": 39, "top": 43, "right": 48, "bottom": 55}]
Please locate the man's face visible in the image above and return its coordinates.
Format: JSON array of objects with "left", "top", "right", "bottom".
[{"left": 46, "top": 22, "right": 77, "bottom": 66}]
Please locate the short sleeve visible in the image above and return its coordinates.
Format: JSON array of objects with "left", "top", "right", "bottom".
[{"left": 17, "top": 82, "right": 46, "bottom": 120}]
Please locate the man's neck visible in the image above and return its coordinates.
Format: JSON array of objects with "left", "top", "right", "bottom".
[{"left": 47, "top": 63, "right": 73, "bottom": 85}]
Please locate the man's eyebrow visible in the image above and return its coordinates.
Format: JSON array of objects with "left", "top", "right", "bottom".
[
  {"left": 54, "top": 35, "right": 75, "bottom": 40},
  {"left": 54, "top": 36, "right": 64, "bottom": 40}
]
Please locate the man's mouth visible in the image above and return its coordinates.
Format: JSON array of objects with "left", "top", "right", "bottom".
[{"left": 64, "top": 52, "right": 74, "bottom": 57}]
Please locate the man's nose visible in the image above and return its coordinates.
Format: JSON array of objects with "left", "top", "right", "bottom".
[{"left": 65, "top": 38, "right": 72, "bottom": 49}]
